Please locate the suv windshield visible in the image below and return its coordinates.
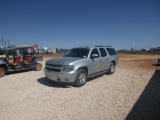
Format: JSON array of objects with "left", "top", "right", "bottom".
[{"left": 64, "top": 48, "right": 90, "bottom": 58}]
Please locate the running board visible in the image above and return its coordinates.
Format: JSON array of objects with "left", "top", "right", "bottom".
[{"left": 88, "top": 70, "right": 108, "bottom": 78}]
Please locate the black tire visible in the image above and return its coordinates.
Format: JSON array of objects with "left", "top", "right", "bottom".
[
  {"left": 74, "top": 69, "right": 87, "bottom": 87},
  {"left": 108, "top": 63, "right": 115, "bottom": 75},
  {"left": 34, "top": 63, "right": 42, "bottom": 71},
  {"left": 0, "top": 67, "right": 5, "bottom": 77}
]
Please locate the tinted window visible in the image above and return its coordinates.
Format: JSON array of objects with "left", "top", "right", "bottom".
[
  {"left": 64, "top": 48, "right": 90, "bottom": 58},
  {"left": 99, "top": 48, "right": 107, "bottom": 57},
  {"left": 91, "top": 48, "right": 99, "bottom": 57},
  {"left": 106, "top": 48, "right": 117, "bottom": 55}
]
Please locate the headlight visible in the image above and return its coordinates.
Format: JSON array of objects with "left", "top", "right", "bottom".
[{"left": 62, "top": 65, "right": 74, "bottom": 72}]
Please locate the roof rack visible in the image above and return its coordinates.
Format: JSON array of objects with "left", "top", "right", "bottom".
[
  {"left": 7, "top": 45, "right": 32, "bottom": 48},
  {"left": 83, "top": 45, "right": 111, "bottom": 47},
  {"left": 78, "top": 45, "right": 112, "bottom": 48},
  {"left": 95, "top": 45, "right": 111, "bottom": 47},
  {"left": 4, "top": 45, "right": 32, "bottom": 51}
]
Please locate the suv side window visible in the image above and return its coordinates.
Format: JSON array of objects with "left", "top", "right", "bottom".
[
  {"left": 99, "top": 48, "right": 107, "bottom": 57},
  {"left": 91, "top": 48, "right": 100, "bottom": 57},
  {"left": 106, "top": 48, "right": 117, "bottom": 55}
]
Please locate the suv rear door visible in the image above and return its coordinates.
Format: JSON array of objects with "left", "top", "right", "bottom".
[
  {"left": 99, "top": 48, "right": 110, "bottom": 71},
  {"left": 106, "top": 48, "right": 118, "bottom": 65}
]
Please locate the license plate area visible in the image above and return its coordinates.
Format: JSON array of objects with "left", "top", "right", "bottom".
[{"left": 47, "top": 75, "right": 59, "bottom": 81}]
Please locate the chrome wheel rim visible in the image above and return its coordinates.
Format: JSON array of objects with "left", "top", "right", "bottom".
[
  {"left": 37, "top": 64, "right": 42, "bottom": 71},
  {"left": 79, "top": 73, "right": 86, "bottom": 84},
  {"left": 111, "top": 65, "right": 115, "bottom": 73},
  {"left": 0, "top": 69, "right": 4, "bottom": 76}
]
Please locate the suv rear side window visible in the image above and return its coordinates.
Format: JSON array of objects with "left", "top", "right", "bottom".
[
  {"left": 99, "top": 48, "right": 107, "bottom": 57},
  {"left": 106, "top": 48, "right": 117, "bottom": 55}
]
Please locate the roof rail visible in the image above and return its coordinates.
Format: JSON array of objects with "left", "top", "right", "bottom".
[
  {"left": 95, "top": 45, "right": 111, "bottom": 47},
  {"left": 8, "top": 45, "right": 32, "bottom": 48},
  {"left": 78, "top": 45, "right": 112, "bottom": 48}
]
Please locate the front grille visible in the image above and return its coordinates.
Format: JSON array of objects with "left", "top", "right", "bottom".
[
  {"left": 46, "top": 64, "right": 62, "bottom": 72},
  {"left": 46, "top": 68, "right": 61, "bottom": 72},
  {"left": 46, "top": 63, "right": 62, "bottom": 67}
]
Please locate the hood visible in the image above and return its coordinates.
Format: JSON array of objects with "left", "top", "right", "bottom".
[{"left": 46, "top": 57, "right": 82, "bottom": 65}]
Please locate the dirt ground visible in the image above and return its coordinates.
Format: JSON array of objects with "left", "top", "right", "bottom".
[{"left": 0, "top": 54, "right": 160, "bottom": 120}]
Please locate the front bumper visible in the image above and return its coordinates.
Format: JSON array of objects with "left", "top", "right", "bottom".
[{"left": 44, "top": 68, "right": 77, "bottom": 83}]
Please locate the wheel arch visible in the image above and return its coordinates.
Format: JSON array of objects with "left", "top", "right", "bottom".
[
  {"left": 111, "top": 60, "right": 115, "bottom": 65},
  {"left": 0, "top": 64, "right": 7, "bottom": 71},
  {"left": 77, "top": 66, "right": 88, "bottom": 74}
]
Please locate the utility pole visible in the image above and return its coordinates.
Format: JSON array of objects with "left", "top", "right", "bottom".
[
  {"left": 5, "top": 41, "right": 6, "bottom": 48},
  {"left": 8, "top": 40, "right": 9, "bottom": 47},
  {"left": 1, "top": 37, "right": 4, "bottom": 47}
]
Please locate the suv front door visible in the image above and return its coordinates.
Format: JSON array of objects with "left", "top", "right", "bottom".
[{"left": 88, "top": 48, "right": 101, "bottom": 75}]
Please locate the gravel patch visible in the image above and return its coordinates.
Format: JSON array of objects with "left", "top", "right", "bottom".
[{"left": 0, "top": 55, "right": 159, "bottom": 120}]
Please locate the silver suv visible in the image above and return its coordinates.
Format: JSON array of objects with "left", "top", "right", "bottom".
[{"left": 44, "top": 46, "right": 118, "bottom": 87}]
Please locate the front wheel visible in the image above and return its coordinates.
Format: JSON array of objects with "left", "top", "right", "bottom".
[
  {"left": 0, "top": 67, "right": 6, "bottom": 77},
  {"left": 74, "top": 69, "right": 87, "bottom": 87},
  {"left": 34, "top": 63, "right": 42, "bottom": 71},
  {"left": 108, "top": 63, "right": 115, "bottom": 74}
]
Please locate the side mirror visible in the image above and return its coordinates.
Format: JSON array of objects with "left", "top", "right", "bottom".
[{"left": 91, "top": 54, "right": 99, "bottom": 59}]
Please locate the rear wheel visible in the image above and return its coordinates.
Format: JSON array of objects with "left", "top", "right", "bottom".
[
  {"left": 0, "top": 67, "right": 5, "bottom": 77},
  {"left": 34, "top": 63, "right": 42, "bottom": 71},
  {"left": 108, "top": 63, "right": 115, "bottom": 74},
  {"left": 74, "top": 69, "right": 87, "bottom": 87}
]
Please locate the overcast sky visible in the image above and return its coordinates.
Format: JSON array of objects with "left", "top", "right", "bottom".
[{"left": 0, "top": 0, "right": 160, "bottom": 49}]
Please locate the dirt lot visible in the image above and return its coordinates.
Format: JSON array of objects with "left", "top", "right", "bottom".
[{"left": 0, "top": 54, "right": 160, "bottom": 120}]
